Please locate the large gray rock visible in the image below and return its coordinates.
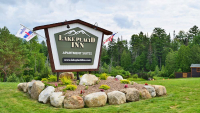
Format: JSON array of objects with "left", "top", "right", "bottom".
[
  {"left": 38, "top": 86, "right": 55, "bottom": 104},
  {"left": 59, "top": 72, "right": 74, "bottom": 79},
  {"left": 144, "top": 85, "right": 156, "bottom": 97},
  {"left": 115, "top": 75, "right": 123, "bottom": 80},
  {"left": 120, "top": 88, "right": 139, "bottom": 102},
  {"left": 79, "top": 74, "right": 98, "bottom": 86},
  {"left": 28, "top": 80, "right": 36, "bottom": 94},
  {"left": 84, "top": 92, "right": 107, "bottom": 107},
  {"left": 22, "top": 82, "right": 30, "bottom": 93},
  {"left": 64, "top": 96, "right": 84, "bottom": 109},
  {"left": 30, "top": 81, "right": 45, "bottom": 100},
  {"left": 107, "top": 76, "right": 115, "bottom": 79},
  {"left": 107, "top": 91, "right": 126, "bottom": 105},
  {"left": 152, "top": 85, "right": 167, "bottom": 96},
  {"left": 139, "top": 89, "right": 152, "bottom": 99},
  {"left": 50, "top": 92, "right": 65, "bottom": 108},
  {"left": 17, "top": 83, "right": 23, "bottom": 91}
]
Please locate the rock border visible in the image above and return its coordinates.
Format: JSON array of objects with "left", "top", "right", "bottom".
[{"left": 17, "top": 80, "right": 167, "bottom": 109}]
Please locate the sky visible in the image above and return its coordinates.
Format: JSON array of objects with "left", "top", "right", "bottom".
[{"left": 0, "top": 0, "right": 200, "bottom": 43}]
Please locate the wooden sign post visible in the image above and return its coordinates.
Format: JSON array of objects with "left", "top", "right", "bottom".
[{"left": 33, "top": 19, "right": 112, "bottom": 81}]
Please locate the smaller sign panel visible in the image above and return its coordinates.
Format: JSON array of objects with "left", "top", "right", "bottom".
[
  {"left": 54, "top": 27, "right": 98, "bottom": 65},
  {"left": 183, "top": 73, "right": 187, "bottom": 78}
]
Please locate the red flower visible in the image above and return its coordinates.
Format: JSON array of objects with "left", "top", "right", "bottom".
[
  {"left": 55, "top": 83, "right": 58, "bottom": 87},
  {"left": 80, "top": 90, "right": 85, "bottom": 94},
  {"left": 124, "top": 84, "right": 128, "bottom": 88},
  {"left": 145, "top": 83, "right": 148, "bottom": 85},
  {"left": 100, "top": 89, "right": 104, "bottom": 92},
  {"left": 115, "top": 78, "right": 118, "bottom": 81}
]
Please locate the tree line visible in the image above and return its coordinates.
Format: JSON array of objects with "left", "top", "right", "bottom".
[
  {"left": 101, "top": 25, "right": 200, "bottom": 77},
  {"left": 0, "top": 25, "right": 200, "bottom": 82},
  {"left": 0, "top": 27, "right": 51, "bottom": 82}
]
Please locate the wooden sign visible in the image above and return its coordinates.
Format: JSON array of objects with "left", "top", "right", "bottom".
[
  {"left": 33, "top": 19, "right": 112, "bottom": 72},
  {"left": 183, "top": 73, "right": 187, "bottom": 78}
]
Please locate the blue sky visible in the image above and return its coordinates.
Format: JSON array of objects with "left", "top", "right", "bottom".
[{"left": 0, "top": 0, "right": 200, "bottom": 42}]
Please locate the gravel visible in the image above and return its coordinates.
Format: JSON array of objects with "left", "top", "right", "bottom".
[{"left": 48, "top": 77, "right": 147, "bottom": 98}]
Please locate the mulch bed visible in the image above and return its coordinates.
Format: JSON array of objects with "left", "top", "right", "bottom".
[{"left": 48, "top": 77, "right": 147, "bottom": 97}]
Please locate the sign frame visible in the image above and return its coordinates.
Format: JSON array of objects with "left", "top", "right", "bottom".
[{"left": 33, "top": 19, "right": 112, "bottom": 72}]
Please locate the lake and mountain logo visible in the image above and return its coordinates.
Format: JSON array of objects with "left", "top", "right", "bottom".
[{"left": 64, "top": 29, "right": 91, "bottom": 37}]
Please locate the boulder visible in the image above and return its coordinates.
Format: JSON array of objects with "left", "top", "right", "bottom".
[
  {"left": 28, "top": 80, "right": 36, "bottom": 94},
  {"left": 79, "top": 74, "right": 98, "bottom": 86},
  {"left": 143, "top": 85, "right": 156, "bottom": 97},
  {"left": 38, "top": 86, "right": 55, "bottom": 104},
  {"left": 107, "top": 76, "right": 115, "bottom": 79},
  {"left": 64, "top": 96, "right": 84, "bottom": 109},
  {"left": 152, "top": 85, "right": 167, "bottom": 96},
  {"left": 120, "top": 88, "right": 139, "bottom": 102},
  {"left": 17, "top": 83, "right": 23, "bottom": 91},
  {"left": 59, "top": 72, "right": 74, "bottom": 79},
  {"left": 22, "top": 82, "right": 29, "bottom": 93},
  {"left": 115, "top": 75, "right": 123, "bottom": 80},
  {"left": 50, "top": 92, "right": 65, "bottom": 107},
  {"left": 84, "top": 92, "right": 107, "bottom": 107},
  {"left": 139, "top": 89, "right": 152, "bottom": 99},
  {"left": 30, "top": 81, "right": 45, "bottom": 100},
  {"left": 107, "top": 91, "right": 126, "bottom": 105}
]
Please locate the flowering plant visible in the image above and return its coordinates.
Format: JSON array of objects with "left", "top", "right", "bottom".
[
  {"left": 145, "top": 83, "right": 148, "bottom": 85},
  {"left": 100, "top": 89, "right": 104, "bottom": 92},
  {"left": 115, "top": 78, "right": 118, "bottom": 81},
  {"left": 80, "top": 90, "right": 85, "bottom": 94},
  {"left": 124, "top": 84, "right": 128, "bottom": 88},
  {"left": 55, "top": 83, "right": 58, "bottom": 87}
]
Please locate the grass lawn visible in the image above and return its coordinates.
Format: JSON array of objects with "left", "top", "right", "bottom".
[{"left": 1, "top": 78, "right": 200, "bottom": 113}]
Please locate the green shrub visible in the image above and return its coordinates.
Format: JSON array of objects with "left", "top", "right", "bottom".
[
  {"left": 85, "top": 86, "right": 88, "bottom": 90},
  {"left": 7, "top": 73, "right": 19, "bottom": 82},
  {"left": 22, "top": 75, "right": 33, "bottom": 82},
  {"left": 65, "top": 85, "right": 77, "bottom": 91},
  {"left": 95, "top": 74, "right": 101, "bottom": 77},
  {"left": 130, "top": 81, "right": 134, "bottom": 85},
  {"left": 96, "top": 79, "right": 101, "bottom": 84},
  {"left": 0, "top": 78, "right": 3, "bottom": 82},
  {"left": 48, "top": 75, "right": 57, "bottom": 82},
  {"left": 41, "top": 78, "right": 48, "bottom": 82},
  {"left": 76, "top": 80, "right": 80, "bottom": 85},
  {"left": 155, "top": 65, "right": 160, "bottom": 76},
  {"left": 19, "top": 76, "right": 24, "bottom": 82},
  {"left": 34, "top": 76, "right": 40, "bottom": 80},
  {"left": 148, "top": 71, "right": 155, "bottom": 78},
  {"left": 128, "top": 78, "right": 134, "bottom": 81},
  {"left": 120, "top": 79, "right": 130, "bottom": 84},
  {"left": 29, "top": 75, "right": 34, "bottom": 82},
  {"left": 133, "top": 74, "right": 138, "bottom": 79},
  {"left": 99, "top": 85, "right": 110, "bottom": 90},
  {"left": 100, "top": 73, "right": 108, "bottom": 80},
  {"left": 177, "top": 68, "right": 182, "bottom": 72},
  {"left": 61, "top": 77, "right": 72, "bottom": 85},
  {"left": 139, "top": 73, "right": 149, "bottom": 80},
  {"left": 169, "top": 73, "right": 175, "bottom": 78}
]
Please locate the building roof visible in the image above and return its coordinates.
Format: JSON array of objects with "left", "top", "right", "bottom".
[
  {"left": 190, "top": 64, "right": 200, "bottom": 68},
  {"left": 33, "top": 19, "right": 112, "bottom": 35}
]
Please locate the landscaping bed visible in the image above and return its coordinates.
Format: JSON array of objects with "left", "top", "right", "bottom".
[
  {"left": 17, "top": 74, "right": 167, "bottom": 109},
  {"left": 48, "top": 77, "right": 146, "bottom": 97}
]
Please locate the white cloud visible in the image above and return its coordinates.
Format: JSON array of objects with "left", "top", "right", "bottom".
[{"left": 0, "top": 0, "right": 200, "bottom": 42}]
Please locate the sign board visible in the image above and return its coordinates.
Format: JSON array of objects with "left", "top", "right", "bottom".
[
  {"left": 183, "top": 73, "right": 187, "bottom": 78},
  {"left": 33, "top": 19, "right": 112, "bottom": 72}
]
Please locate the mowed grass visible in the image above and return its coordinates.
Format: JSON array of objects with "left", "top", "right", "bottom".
[{"left": 1, "top": 78, "right": 200, "bottom": 113}]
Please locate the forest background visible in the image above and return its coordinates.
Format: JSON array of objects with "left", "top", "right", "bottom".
[{"left": 1, "top": 25, "right": 200, "bottom": 82}]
